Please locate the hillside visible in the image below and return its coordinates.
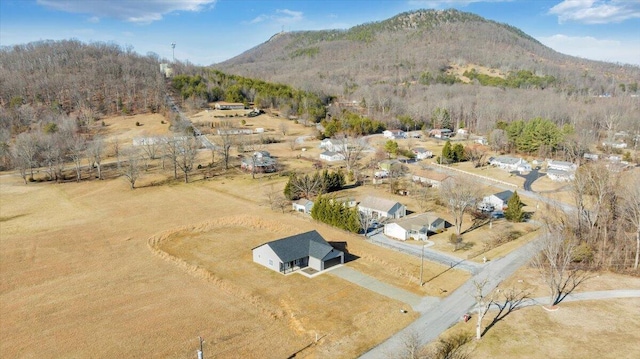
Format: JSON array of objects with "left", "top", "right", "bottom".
[
  {"left": 215, "top": 9, "right": 640, "bottom": 134},
  {"left": 217, "top": 9, "right": 639, "bottom": 93}
]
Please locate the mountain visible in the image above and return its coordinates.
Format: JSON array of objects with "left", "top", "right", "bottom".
[{"left": 214, "top": 9, "right": 640, "bottom": 134}]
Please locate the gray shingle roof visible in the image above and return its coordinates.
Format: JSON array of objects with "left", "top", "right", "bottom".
[
  {"left": 494, "top": 190, "right": 514, "bottom": 202},
  {"left": 359, "top": 196, "right": 402, "bottom": 213},
  {"left": 263, "top": 230, "right": 333, "bottom": 263}
]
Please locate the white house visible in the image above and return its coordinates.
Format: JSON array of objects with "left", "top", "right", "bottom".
[
  {"left": 319, "top": 151, "right": 345, "bottom": 162},
  {"left": 584, "top": 153, "right": 599, "bottom": 161},
  {"left": 252, "top": 231, "right": 343, "bottom": 274},
  {"left": 412, "top": 147, "right": 433, "bottom": 160},
  {"left": 429, "top": 129, "right": 452, "bottom": 139},
  {"left": 383, "top": 212, "right": 445, "bottom": 241},
  {"left": 319, "top": 138, "right": 347, "bottom": 152},
  {"left": 456, "top": 128, "right": 469, "bottom": 137},
  {"left": 546, "top": 169, "right": 575, "bottom": 182},
  {"left": 602, "top": 141, "right": 627, "bottom": 149},
  {"left": 547, "top": 159, "right": 578, "bottom": 172},
  {"left": 214, "top": 101, "right": 245, "bottom": 110},
  {"left": 292, "top": 198, "right": 314, "bottom": 214},
  {"left": 358, "top": 196, "right": 406, "bottom": 219},
  {"left": 217, "top": 128, "right": 252, "bottom": 135},
  {"left": 475, "top": 137, "right": 488, "bottom": 146},
  {"left": 489, "top": 156, "right": 531, "bottom": 173},
  {"left": 383, "top": 129, "right": 407, "bottom": 139},
  {"left": 482, "top": 190, "right": 515, "bottom": 210}
]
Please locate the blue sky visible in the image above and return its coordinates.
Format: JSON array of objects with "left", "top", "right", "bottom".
[{"left": 1, "top": 0, "right": 639, "bottom": 66}]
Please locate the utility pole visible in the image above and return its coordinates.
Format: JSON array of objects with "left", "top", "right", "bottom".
[
  {"left": 197, "top": 336, "right": 204, "bottom": 359},
  {"left": 420, "top": 243, "right": 425, "bottom": 286},
  {"left": 171, "top": 42, "right": 176, "bottom": 63}
]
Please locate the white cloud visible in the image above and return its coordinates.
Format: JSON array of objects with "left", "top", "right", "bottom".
[
  {"left": 549, "top": 0, "right": 640, "bottom": 24},
  {"left": 87, "top": 16, "right": 100, "bottom": 24},
  {"left": 246, "top": 8, "right": 304, "bottom": 26},
  {"left": 407, "top": 0, "right": 512, "bottom": 7},
  {"left": 37, "top": 0, "right": 216, "bottom": 24},
  {"left": 538, "top": 33, "right": 640, "bottom": 65}
]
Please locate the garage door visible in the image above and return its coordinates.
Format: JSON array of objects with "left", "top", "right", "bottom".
[{"left": 324, "top": 257, "right": 342, "bottom": 269}]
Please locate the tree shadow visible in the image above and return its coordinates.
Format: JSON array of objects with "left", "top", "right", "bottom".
[{"left": 482, "top": 288, "right": 531, "bottom": 337}]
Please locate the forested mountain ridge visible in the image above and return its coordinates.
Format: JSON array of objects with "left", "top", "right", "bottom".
[{"left": 216, "top": 9, "right": 639, "bottom": 98}]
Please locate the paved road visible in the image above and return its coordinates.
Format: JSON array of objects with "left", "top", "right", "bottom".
[
  {"left": 366, "top": 232, "right": 481, "bottom": 273},
  {"left": 165, "top": 95, "right": 218, "bottom": 150},
  {"left": 360, "top": 234, "right": 542, "bottom": 358}
]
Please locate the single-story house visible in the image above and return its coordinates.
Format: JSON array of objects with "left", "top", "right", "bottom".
[
  {"left": 383, "top": 212, "right": 445, "bottom": 241},
  {"left": 411, "top": 168, "right": 450, "bottom": 188},
  {"left": 546, "top": 169, "right": 575, "bottom": 182},
  {"left": 584, "top": 153, "right": 599, "bottom": 161},
  {"left": 241, "top": 154, "right": 277, "bottom": 173},
  {"left": 475, "top": 137, "right": 488, "bottom": 146},
  {"left": 358, "top": 196, "right": 406, "bottom": 219},
  {"left": 489, "top": 156, "right": 531, "bottom": 173},
  {"left": 292, "top": 198, "right": 314, "bottom": 214},
  {"left": 457, "top": 128, "right": 469, "bottom": 137},
  {"left": 412, "top": 147, "right": 433, "bottom": 160},
  {"left": 483, "top": 190, "right": 514, "bottom": 210},
  {"left": 319, "top": 138, "right": 347, "bottom": 152},
  {"left": 546, "top": 159, "right": 577, "bottom": 172},
  {"left": 214, "top": 101, "right": 245, "bottom": 110},
  {"left": 602, "top": 141, "right": 627, "bottom": 149},
  {"left": 319, "top": 151, "right": 345, "bottom": 162},
  {"left": 429, "top": 129, "right": 452, "bottom": 139},
  {"left": 252, "top": 230, "right": 344, "bottom": 274},
  {"left": 383, "top": 129, "right": 407, "bottom": 139},
  {"left": 217, "top": 128, "right": 253, "bottom": 135}
]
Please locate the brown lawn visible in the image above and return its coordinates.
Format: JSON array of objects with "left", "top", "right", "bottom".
[{"left": 433, "top": 270, "right": 640, "bottom": 358}]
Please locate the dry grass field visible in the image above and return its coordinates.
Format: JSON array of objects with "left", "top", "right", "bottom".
[
  {"left": 434, "top": 269, "right": 640, "bottom": 358},
  {"left": 0, "top": 112, "right": 467, "bottom": 358},
  {"left": 2, "top": 112, "right": 637, "bottom": 358}
]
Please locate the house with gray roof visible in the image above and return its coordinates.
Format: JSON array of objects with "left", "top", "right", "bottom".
[
  {"left": 252, "top": 231, "right": 344, "bottom": 274},
  {"left": 358, "top": 196, "right": 406, "bottom": 219},
  {"left": 489, "top": 156, "right": 531, "bottom": 173},
  {"left": 482, "top": 190, "right": 515, "bottom": 210},
  {"left": 383, "top": 212, "right": 445, "bottom": 241}
]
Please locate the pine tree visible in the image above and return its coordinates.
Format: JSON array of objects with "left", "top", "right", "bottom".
[
  {"left": 442, "top": 140, "right": 452, "bottom": 163},
  {"left": 505, "top": 191, "right": 524, "bottom": 222}
]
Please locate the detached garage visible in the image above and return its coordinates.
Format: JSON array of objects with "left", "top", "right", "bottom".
[{"left": 252, "top": 230, "right": 344, "bottom": 274}]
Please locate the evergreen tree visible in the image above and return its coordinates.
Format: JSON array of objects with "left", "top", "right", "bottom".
[
  {"left": 283, "top": 173, "right": 297, "bottom": 200},
  {"left": 505, "top": 191, "right": 524, "bottom": 222},
  {"left": 453, "top": 143, "right": 465, "bottom": 162},
  {"left": 442, "top": 140, "right": 453, "bottom": 163}
]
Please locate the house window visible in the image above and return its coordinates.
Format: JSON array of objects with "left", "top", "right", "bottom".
[{"left": 268, "top": 259, "right": 273, "bottom": 266}]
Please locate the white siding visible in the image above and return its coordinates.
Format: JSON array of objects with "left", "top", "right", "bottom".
[
  {"left": 308, "top": 256, "right": 323, "bottom": 271},
  {"left": 384, "top": 223, "right": 408, "bottom": 240},
  {"left": 252, "top": 245, "right": 281, "bottom": 272}
]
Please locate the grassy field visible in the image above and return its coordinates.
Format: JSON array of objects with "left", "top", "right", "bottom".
[
  {"left": 434, "top": 269, "right": 640, "bottom": 358},
  {"left": 1, "top": 112, "right": 637, "bottom": 358}
]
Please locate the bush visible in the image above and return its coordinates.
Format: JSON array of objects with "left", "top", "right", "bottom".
[{"left": 135, "top": 121, "right": 141, "bottom": 126}]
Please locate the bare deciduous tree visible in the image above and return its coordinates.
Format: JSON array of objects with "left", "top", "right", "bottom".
[
  {"left": 532, "top": 218, "right": 591, "bottom": 307},
  {"left": 439, "top": 177, "right": 480, "bottom": 236},
  {"left": 175, "top": 137, "right": 200, "bottom": 183},
  {"left": 333, "top": 134, "right": 366, "bottom": 179},
  {"left": 120, "top": 148, "right": 142, "bottom": 189},
  {"left": 289, "top": 173, "right": 323, "bottom": 199},
  {"left": 465, "top": 144, "right": 487, "bottom": 168},
  {"left": 619, "top": 171, "right": 640, "bottom": 269},
  {"left": 67, "top": 135, "right": 86, "bottom": 182},
  {"left": 215, "top": 131, "right": 235, "bottom": 170},
  {"left": 12, "top": 132, "right": 39, "bottom": 183},
  {"left": 87, "top": 136, "right": 105, "bottom": 180}
]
